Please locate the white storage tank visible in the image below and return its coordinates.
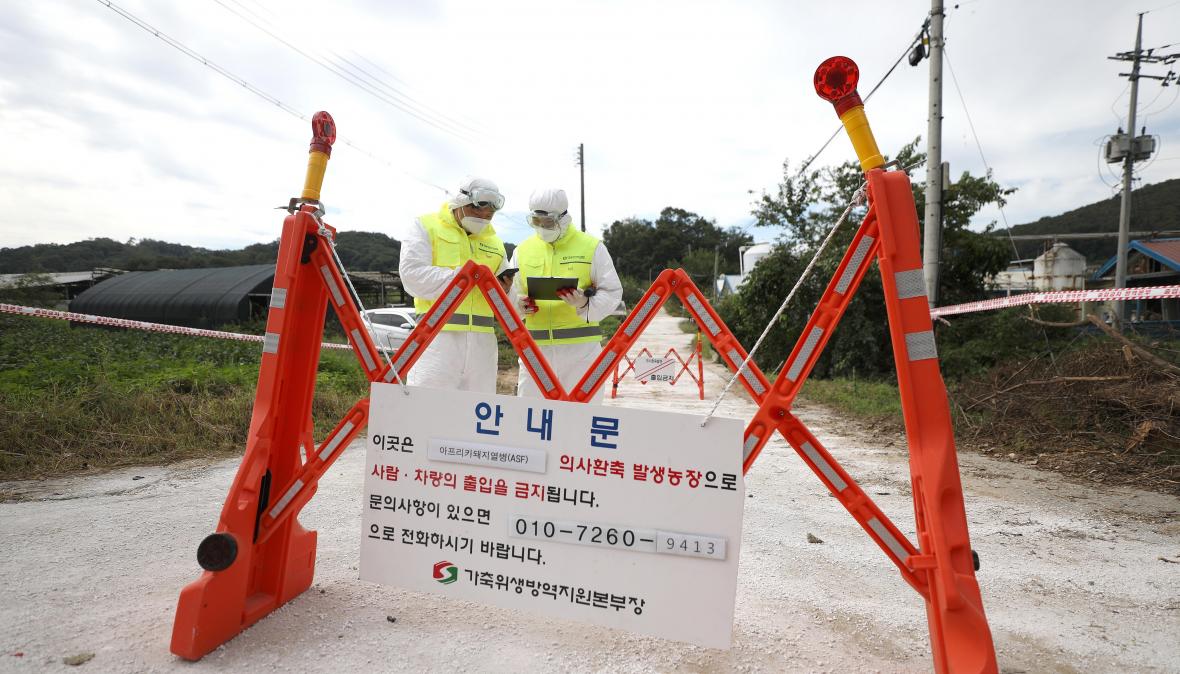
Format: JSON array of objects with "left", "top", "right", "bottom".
[
  {"left": 740, "top": 243, "right": 773, "bottom": 277},
  {"left": 1033, "top": 243, "right": 1086, "bottom": 291}
]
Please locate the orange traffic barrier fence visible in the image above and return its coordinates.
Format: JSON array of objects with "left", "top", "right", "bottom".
[{"left": 173, "top": 55, "right": 995, "bottom": 673}]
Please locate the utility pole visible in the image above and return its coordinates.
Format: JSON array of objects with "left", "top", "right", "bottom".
[
  {"left": 1115, "top": 14, "right": 1143, "bottom": 324},
  {"left": 711, "top": 246, "right": 720, "bottom": 300},
  {"left": 575, "top": 143, "right": 586, "bottom": 232},
  {"left": 922, "top": 0, "right": 944, "bottom": 308},
  {"left": 1107, "top": 15, "right": 1176, "bottom": 324}
]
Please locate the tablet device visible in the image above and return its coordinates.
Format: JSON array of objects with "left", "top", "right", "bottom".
[{"left": 526, "top": 276, "right": 579, "bottom": 301}]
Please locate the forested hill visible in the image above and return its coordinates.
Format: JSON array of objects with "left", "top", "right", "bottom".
[
  {"left": 1003, "top": 177, "right": 1180, "bottom": 262},
  {"left": 0, "top": 231, "right": 400, "bottom": 273}
]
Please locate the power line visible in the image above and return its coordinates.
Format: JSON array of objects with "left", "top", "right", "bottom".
[
  {"left": 208, "top": 0, "right": 482, "bottom": 144},
  {"left": 942, "top": 45, "right": 1020, "bottom": 260},
  {"left": 92, "top": 0, "right": 448, "bottom": 195}
]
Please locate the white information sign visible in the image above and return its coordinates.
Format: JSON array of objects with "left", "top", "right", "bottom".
[
  {"left": 633, "top": 356, "right": 676, "bottom": 383},
  {"left": 361, "top": 384, "right": 745, "bottom": 649}
]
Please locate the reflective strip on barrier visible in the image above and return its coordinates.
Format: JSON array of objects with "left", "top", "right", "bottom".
[
  {"left": 726, "top": 348, "right": 767, "bottom": 396},
  {"left": 350, "top": 329, "right": 376, "bottom": 370},
  {"left": 262, "top": 332, "right": 280, "bottom": 354},
  {"left": 625, "top": 293, "right": 661, "bottom": 336},
  {"left": 523, "top": 347, "right": 556, "bottom": 392},
  {"left": 325, "top": 420, "right": 354, "bottom": 459},
  {"left": 894, "top": 269, "right": 927, "bottom": 300},
  {"left": 387, "top": 341, "right": 420, "bottom": 379},
  {"left": 580, "top": 351, "right": 617, "bottom": 394},
  {"left": 685, "top": 294, "right": 720, "bottom": 336},
  {"left": 488, "top": 292, "right": 518, "bottom": 332},
  {"left": 867, "top": 517, "right": 911, "bottom": 565},
  {"left": 905, "top": 331, "right": 938, "bottom": 361},
  {"left": 427, "top": 286, "right": 462, "bottom": 327},
  {"left": 268, "top": 479, "right": 304, "bottom": 519},
  {"left": 801, "top": 441, "right": 847, "bottom": 491},
  {"left": 836, "top": 235, "right": 874, "bottom": 295},
  {"left": 270, "top": 287, "right": 287, "bottom": 309},
  {"left": 742, "top": 434, "right": 761, "bottom": 463},
  {"left": 319, "top": 265, "right": 345, "bottom": 307},
  {"left": 785, "top": 326, "right": 824, "bottom": 382}
]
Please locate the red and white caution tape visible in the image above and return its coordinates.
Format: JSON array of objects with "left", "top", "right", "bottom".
[
  {"left": 0, "top": 303, "right": 353, "bottom": 350},
  {"left": 930, "top": 285, "right": 1180, "bottom": 318}
]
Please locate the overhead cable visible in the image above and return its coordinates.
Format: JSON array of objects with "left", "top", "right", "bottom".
[
  {"left": 92, "top": 0, "right": 448, "bottom": 195},
  {"left": 209, "top": 0, "right": 482, "bottom": 143},
  {"left": 942, "top": 45, "right": 1020, "bottom": 260}
]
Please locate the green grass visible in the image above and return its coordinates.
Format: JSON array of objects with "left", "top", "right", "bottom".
[
  {"left": 797, "top": 376, "right": 904, "bottom": 428},
  {"left": 0, "top": 315, "right": 368, "bottom": 479}
]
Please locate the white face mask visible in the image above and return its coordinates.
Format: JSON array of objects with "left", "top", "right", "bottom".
[
  {"left": 460, "top": 215, "right": 491, "bottom": 235},
  {"left": 532, "top": 223, "right": 564, "bottom": 243}
]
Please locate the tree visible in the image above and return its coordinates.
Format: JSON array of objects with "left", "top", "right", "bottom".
[
  {"left": 719, "top": 138, "right": 1014, "bottom": 379},
  {"left": 602, "top": 207, "right": 752, "bottom": 284}
]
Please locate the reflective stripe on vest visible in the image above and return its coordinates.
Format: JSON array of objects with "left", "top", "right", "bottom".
[
  {"left": 516, "top": 228, "right": 602, "bottom": 345},
  {"left": 413, "top": 204, "right": 505, "bottom": 333},
  {"left": 419, "top": 313, "right": 497, "bottom": 328},
  {"left": 528, "top": 325, "right": 602, "bottom": 340}
]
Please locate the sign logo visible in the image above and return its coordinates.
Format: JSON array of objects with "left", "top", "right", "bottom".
[{"left": 432, "top": 560, "right": 458, "bottom": 585}]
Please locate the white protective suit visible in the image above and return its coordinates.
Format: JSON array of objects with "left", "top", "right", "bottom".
[
  {"left": 399, "top": 217, "right": 507, "bottom": 393},
  {"left": 509, "top": 240, "right": 623, "bottom": 402}
]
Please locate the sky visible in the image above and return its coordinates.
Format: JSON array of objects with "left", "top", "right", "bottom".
[{"left": 1, "top": 0, "right": 1178, "bottom": 257}]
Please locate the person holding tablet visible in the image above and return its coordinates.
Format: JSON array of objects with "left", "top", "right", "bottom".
[
  {"left": 509, "top": 188, "right": 623, "bottom": 402},
  {"left": 399, "top": 176, "right": 510, "bottom": 392}
]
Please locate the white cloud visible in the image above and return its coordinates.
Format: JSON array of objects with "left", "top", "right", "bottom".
[{"left": 0, "top": 0, "right": 1176, "bottom": 256}]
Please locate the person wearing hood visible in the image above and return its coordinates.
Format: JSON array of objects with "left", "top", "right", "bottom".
[
  {"left": 399, "top": 176, "right": 509, "bottom": 392},
  {"left": 509, "top": 188, "right": 623, "bottom": 402}
]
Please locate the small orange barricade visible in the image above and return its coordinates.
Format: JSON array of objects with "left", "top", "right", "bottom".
[{"left": 611, "top": 339, "right": 704, "bottom": 400}]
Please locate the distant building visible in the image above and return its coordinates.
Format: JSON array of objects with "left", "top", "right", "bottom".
[
  {"left": 989, "top": 243, "right": 1087, "bottom": 295},
  {"left": 715, "top": 243, "right": 774, "bottom": 298},
  {"left": 0, "top": 269, "right": 122, "bottom": 308},
  {"left": 990, "top": 263, "right": 1034, "bottom": 295},
  {"left": 1091, "top": 238, "right": 1180, "bottom": 321},
  {"left": 1033, "top": 243, "right": 1087, "bottom": 291}
]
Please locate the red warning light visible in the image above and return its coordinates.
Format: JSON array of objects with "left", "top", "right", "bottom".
[
  {"left": 310, "top": 111, "right": 336, "bottom": 156},
  {"left": 814, "top": 56, "right": 863, "bottom": 116}
]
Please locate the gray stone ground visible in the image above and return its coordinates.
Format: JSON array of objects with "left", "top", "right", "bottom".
[{"left": 1, "top": 309, "right": 1178, "bottom": 672}]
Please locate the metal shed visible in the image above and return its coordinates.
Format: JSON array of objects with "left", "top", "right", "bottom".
[{"left": 69, "top": 265, "right": 274, "bottom": 328}]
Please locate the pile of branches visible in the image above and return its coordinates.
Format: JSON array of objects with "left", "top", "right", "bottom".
[{"left": 952, "top": 314, "right": 1180, "bottom": 494}]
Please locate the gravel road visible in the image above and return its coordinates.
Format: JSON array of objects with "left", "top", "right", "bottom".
[{"left": 2, "top": 309, "right": 1177, "bottom": 672}]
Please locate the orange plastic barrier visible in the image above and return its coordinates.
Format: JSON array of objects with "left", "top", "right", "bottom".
[
  {"left": 169, "top": 114, "right": 563, "bottom": 661},
  {"left": 174, "top": 55, "right": 995, "bottom": 673},
  {"left": 611, "top": 340, "right": 704, "bottom": 400}
]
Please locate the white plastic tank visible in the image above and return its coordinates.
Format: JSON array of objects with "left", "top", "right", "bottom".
[
  {"left": 1033, "top": 243, "right": 1086, "bottom": 290},
  {"left": 740, "top": 243, "right": 773, "bottom": 277}
]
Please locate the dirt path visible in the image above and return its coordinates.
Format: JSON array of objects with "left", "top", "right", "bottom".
[{"left": 2, "top": 308, "right": 1178, "bottom": 672}]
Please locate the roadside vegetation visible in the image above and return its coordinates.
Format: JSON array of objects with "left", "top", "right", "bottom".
[{"left": 0, "top": 314, "right": 366, "bottom": 479}]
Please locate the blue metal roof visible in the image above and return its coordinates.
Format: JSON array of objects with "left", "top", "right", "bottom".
[{"left": 1091, "top": 238, "right": 1180, "bottom": 280}]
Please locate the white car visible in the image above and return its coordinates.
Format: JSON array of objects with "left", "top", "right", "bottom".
[{"left": 362, "top": 307, "right": 418, "bottom": 351}]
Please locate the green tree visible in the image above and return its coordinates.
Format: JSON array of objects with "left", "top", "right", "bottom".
[
  {"left": 602, "top": 207, "right": 752, "bottom": 284},
  {"left": 721, "top": 138, "right": 1014, "bottom": 379}
]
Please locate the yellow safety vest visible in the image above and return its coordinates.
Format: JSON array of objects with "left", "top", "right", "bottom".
[
  {"left": 413, "top": 203, "right": 506, "bottom": 333},
  {"left": 516, "top": 227, "right": 602, "bottom": 345}
]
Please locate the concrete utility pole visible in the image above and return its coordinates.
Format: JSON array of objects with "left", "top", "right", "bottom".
[
  {"left": 922, "top": 0, "right": 944, "bottom": 308},
  {"left": 1107, "top": 15, "right": 1177, "bottom": 323},
  {"left": 576, "top": 143, "right": 586, "bottom": 232},
  {"left": 1114, "top": 15, "right": 1143, "bottom": 324}
]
